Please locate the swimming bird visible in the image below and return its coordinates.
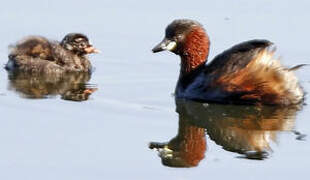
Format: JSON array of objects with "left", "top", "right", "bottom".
[
  {"left": 6, "top": 33, "right": 99, "bottom": 74},
  {"left": 152, "top": 19, "right": 304, "bottom": 105}
]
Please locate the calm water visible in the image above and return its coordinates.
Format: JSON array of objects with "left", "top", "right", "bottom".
[{"left": 0, "top": 0, "right": 310, "bottom": 179}]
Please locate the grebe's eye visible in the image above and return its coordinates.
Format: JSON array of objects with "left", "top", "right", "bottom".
[{"left": 173, "top": 34, "right": 182, "bottom": 42}]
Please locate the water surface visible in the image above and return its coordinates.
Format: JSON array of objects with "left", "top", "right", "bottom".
[{"left": 0, "top": 0, "right": 310, "bottom": 179}]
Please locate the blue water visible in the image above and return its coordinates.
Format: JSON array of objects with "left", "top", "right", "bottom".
[{"left": 0, "top": 0, "right": 309, "bottom": 179}]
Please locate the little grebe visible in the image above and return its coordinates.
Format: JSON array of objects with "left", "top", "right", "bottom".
[
  {"left": 5, "top": 33, "right": 99, "bottom": 73},
  {"left": 152, "top": 19, "right": 304, "bottom": 105}
]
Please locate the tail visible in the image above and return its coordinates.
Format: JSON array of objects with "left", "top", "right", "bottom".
[
  {"left": 253, "top": 49, "right": 305, "bottom": 105},
  {"left": 225, "top": 48, "right": 305, "bottom": 105}
]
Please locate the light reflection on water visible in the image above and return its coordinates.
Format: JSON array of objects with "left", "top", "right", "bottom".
[{"left": 150, "top": 99, "right": 303, "bottom": 167}]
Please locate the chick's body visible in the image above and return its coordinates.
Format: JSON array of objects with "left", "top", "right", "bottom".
[{"left": 6, "top": 33, "right": 98, "bottom": 74}]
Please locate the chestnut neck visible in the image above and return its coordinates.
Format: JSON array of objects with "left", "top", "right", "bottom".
[{"left": 179, "top": 27, "right": 210, "bottom": 75}]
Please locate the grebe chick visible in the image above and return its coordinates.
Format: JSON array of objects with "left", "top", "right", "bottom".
[{"left": 6, "top": 33, "right": 99, "bottom": 74}]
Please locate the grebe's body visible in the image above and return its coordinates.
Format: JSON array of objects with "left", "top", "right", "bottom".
[{"left": 153, "top": 19, "right": 304, "bottom": 105}]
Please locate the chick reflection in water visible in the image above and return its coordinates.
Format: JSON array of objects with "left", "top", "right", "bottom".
[
  {"left": 7, "top": 71, "right": 97, "bottom": 101},
  {"left": 149, "top": 100, "right": 301, "bottom": 167}
]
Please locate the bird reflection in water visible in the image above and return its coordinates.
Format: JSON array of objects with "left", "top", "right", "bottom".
[
  {"left": 149, "top": 100, "right": 302, "bottom": 167},
  {"left": 7, "top": 71, "right": 97, "bottom": 101}
]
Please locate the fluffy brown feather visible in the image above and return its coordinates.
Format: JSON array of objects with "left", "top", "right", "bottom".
[{"left": 216, "top": 48, "right": 303, "bottom": 105}]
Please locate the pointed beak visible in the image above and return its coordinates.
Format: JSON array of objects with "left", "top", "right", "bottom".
[
  {"left": 83, "top": 88, "right": 98, "bottom": 94},
  {"left": 152, "top": 38, "right": 177, "bottom": 53},
  {"left": 84, "top": 46, "right": 101, "bottom": 54}
]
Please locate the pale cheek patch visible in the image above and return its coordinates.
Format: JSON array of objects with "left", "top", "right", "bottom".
[
  {"left": 65, "top": 44, "right": 73, "bottom": 50},
  {"left": 166, "top": 41, "right": 177, "bottom": 51},
  {"left": 75, "top": 38, "right": 84, "bottom": 42}
]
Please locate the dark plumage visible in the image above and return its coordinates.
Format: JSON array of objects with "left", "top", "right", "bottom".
[
  {"left": 5, "top": 33, "right": 99, "bottom": 74},
  {"left": 152, "top": 19, "right": 304, "bottom": 105}
]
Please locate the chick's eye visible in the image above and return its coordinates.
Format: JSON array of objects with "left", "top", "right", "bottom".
[{"left": 79, "top": 42, "right": 87, "bottom": 48}]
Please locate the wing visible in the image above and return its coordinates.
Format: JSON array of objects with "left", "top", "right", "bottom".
[
  {"left": 205, "top": 39, "right": 272, "bottom": 75},
  {"left": 9, "top": 36, "right": 54, "bottom": 61},
  {"left": 203, "top": 40, "right": 274, "bottom": 104},
  {"left": 203, "top": 39, "right": 303, "bottom": 105}
]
